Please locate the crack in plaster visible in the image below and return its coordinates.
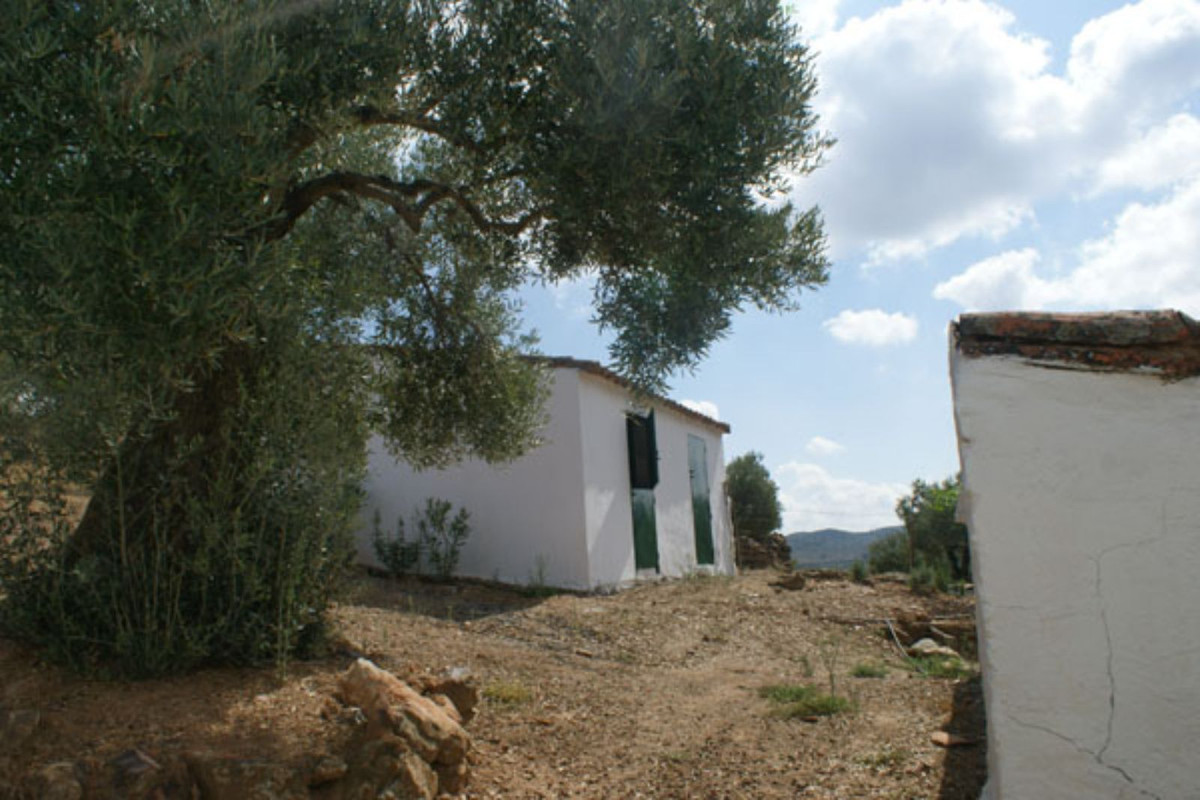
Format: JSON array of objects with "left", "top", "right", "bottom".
[
  {"left": 1004, "top": 535, "right": 1165, "bottom": 796},
  {"left": 1068, "top": 526, "right": 1164, "bottom": 798},
  {"left": 1004, "top": 714, "right": 1162, "bottom": 800}
]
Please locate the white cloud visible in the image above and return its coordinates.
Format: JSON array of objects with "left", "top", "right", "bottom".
[
  {"left": 680, "top": 398, "right": 720, "bottom": 420},
  {"left": 789, "top": 0, "right": 842, "bottom": 39},
  {"left": 932, "top": 248, "right": 1049, "bottom": 311},
  {"left": 792, "top": 0, "right": 1200, "bottom": 262},
  {"left": 1094, "top": 113, "right": 1200, "bottom": 193},
  {"left": 806, "top": 436, "right": 845, "bottom": 456},
  {"left": 776, "top": 462, "right": 907, "bottom": 532},
  {"left": 935, "top": 176, "right": 1200, "bottom": 315},
  {"left": 823, "top": 309, "right": 918, "bottom": 346},
  {"left": 1067, "top": 0, "right": 1200, "bottom": 125}
]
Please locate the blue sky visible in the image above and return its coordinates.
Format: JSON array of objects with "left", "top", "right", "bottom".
[{"left": 520, "top": 0, "right": 1200, "bottom": 532}]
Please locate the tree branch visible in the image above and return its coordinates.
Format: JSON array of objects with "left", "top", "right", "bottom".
[
  {"left": 352, "top": 105, "right": 488, "bottom": 154},
  {"left": 256, "top": 171, "right": 545, "bottom": 243}
]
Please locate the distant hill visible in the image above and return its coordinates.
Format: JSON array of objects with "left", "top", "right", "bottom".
[{"left": 786, "top": 526, "right": 903, "bottom": 569}]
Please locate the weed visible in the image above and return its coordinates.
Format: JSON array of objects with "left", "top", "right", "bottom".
[
  {"left": 849, "top": 560, "right": 869, "bottom": 583},
  {"left": 521, "top": 554, "right": 561, "bottom": 597},
  {"left": 851, "top": 661, "right": 888, "bottom": 679},
  {"left": 758, "top": 683, "right": 853, "bottom": 718},
  {"left": 482, "top": 679, "right": 533, "bottom": 706},
  {"left": 792, "top": 652, "right": 815, "bottom": 678},
  {"left": 818, "top": 635, "right": 843, "bottom": 699}
]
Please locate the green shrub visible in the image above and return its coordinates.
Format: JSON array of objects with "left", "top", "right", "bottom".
[
  {"left": 372, "top": 510, "right": 421, "bottom": 578},
  {"left": 759, "top": 684, "right": 853, "bottom": 718},
  {"left": 416, "top": 498, "right": 471, "bottom": 581},
  {"left": 849, "top": 559, "right": 868, "bottom": 583},
  {"left": 0, "top": 344, "right": 366, "bottom": 677},
  {"left": 908, "top": 556, "right": 951, "bottom": 594},
  {"left": 868, "top": 531, "right": 908, "bottom": 574}
]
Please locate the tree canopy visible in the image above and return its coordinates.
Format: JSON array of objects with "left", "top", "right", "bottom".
[
  {"left": 895, "top": 476, "right": 971, "bottom": 581},
  {"left": 0, "top": 0, "right": 830, "bottom": 674},
  {"left": 725, "top": 451, "right": 784, "bottom": 542}
]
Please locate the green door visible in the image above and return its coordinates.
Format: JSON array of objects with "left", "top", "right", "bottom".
[
  {"left": 631, "top": 488, "right": 659, "bottom": 571},
  {"left": 688, "top": 435, "right": 715, "bottom": 565}
]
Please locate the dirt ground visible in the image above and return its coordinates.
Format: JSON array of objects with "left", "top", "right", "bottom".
[{"left": 0, "top": 569, "right": 986, "bottom": 799}]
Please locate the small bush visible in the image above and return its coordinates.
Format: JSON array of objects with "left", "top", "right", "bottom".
[
  {"left": 758, "top": 684, "right": 853, "bottom": 718},
  {"left": 909, "top": 556, "right": 951, "bottom": 594},
  {"left": 851, "top": 661, "right": 888, "bottom": 679},
  {"left": 849, "top": 560, "right": 868, "bottom": 583},
  {"left": 868, "top": 531, "right": 909, "bottom": 574},
  {"left": 372, "top": 510, "right": 421, "bottom": 578},
  {"left": 416, "top": 498, "right": 471, "bottom": 581},
  {"left": 483, "top": 679, "right": 533, "bottom": 706}
]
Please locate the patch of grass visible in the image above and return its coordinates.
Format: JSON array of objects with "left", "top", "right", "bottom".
[
  {"left": 851, "top": 661, "right": 888, "bottom": 679},
  {"left": 758, "top": 684, "right": 853, "bottom": 718},
  {"left": 907, "top": 654, "right": 975, "bottom": 680},
  {"left": 857, "top": 748, "right": 909, "bottom": 768},
  {"left": 482, "top": 680, "right": 533, "bottom": 706}
]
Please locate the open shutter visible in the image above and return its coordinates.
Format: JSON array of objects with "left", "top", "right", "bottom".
[{"left": 625, "top": 411, "right": 659, "bottom": 489}]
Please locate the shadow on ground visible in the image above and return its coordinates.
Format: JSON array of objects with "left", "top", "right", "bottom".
[
  {"left": 339, "top": 571, "right": 559, "bottom": 622},
  {"left": 938, "top": 675, "right": 988, "bottom": 798}
]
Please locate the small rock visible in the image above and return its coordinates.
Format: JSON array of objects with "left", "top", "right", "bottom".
[
  {"left": 931, "top": 731, "right": 977, "bottom": 748},
  {"left": 185, "top": 751, "right": 305, "bottom": 800},
  {"left": 107, "top": 748, "right": 161, "bottom": 793},
  {"left": 420, "top": 674, "right": 480, "bottom": 724},
  {"left": 772, "top": 573, "right": 807, "bottom": 591},
  {"left": 30, "top": 762, "right": 83, "bottom": 800},
  {"left": 306, "top": 754, "right": 348, "bottom": 787},
  {"left": 338, "top": 659, "right": 471, "bottom": 768},
  {"left": 908, "top": 638, "right": 961, "bottom": 659},
  {"left": 0, "top": 708, "right": 40, "bottom": 750}
]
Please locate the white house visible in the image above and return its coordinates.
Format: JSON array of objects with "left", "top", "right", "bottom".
[
  {"left": 950, "top": 310, "right": 1200, "bottom": 800},
  {"left": 356, "top": 357, "right": 736, "bottom": 590}
]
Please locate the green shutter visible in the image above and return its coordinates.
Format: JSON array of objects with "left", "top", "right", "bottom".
[{"left": 688, "top": 435, "right": 715, "bottom": 565}]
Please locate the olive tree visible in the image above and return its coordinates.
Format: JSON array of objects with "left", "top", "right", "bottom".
[
  {"left": 725, "top": 452, "right": 784, "bottom": 542},
  {"left": 0, "top": 0, "right": 830, "bottom": 674}
]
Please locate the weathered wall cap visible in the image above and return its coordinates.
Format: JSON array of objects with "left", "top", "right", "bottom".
[{"left": 953, "top": 310, "right": 1200, "bottom": 377}]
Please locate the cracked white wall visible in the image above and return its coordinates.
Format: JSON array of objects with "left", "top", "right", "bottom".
[{"left": 951, "top": 354, "right": 1200, "bottom": 800}]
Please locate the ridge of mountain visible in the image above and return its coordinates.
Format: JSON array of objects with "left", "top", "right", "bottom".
[{"left": 786, "top": 526, "right": 902, "bottom": 568}]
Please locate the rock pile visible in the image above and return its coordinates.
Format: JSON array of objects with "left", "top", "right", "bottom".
[
  {"left": 734, "top": 532, "right": 791, "bottom": 569},
  {"left": 9, "top": 659, "right": 478, "bottom": 800}
]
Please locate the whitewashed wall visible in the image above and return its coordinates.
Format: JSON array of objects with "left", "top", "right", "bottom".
[
  {"left": 358, "top": 364, "right": 734, "bottom": 591},
  {"left": 952, "top": 353, "right": 1200, "bottom": 799},
  {"left": 578, "top": 373, "right": 735, "bottom": 587},
  {"left": 358, "top": 368, "right": 591, "bottom": 589}
]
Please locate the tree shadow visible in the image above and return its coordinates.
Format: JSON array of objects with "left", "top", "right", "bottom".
[
  {"left": 339, "top": 570, "right": 559, "bottom": 623},
  {"left": 937, "top": 675, "right": 988, "bottom": 799}
]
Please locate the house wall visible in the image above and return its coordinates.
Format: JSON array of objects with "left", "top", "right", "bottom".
[
  {"left": 357, "top": 369, "right": 591, "bottom": 589},
  {"left": 578, "top": 373, "right": 735, "bottom": 588},
  {"left": 951, "top": 351, "right": 1200, "bottom": 799}
]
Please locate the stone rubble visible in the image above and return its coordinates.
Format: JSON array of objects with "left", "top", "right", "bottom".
[{"left": 9, "top": 659, "right": 477, "bottom": 800}]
